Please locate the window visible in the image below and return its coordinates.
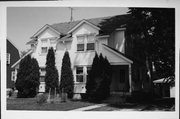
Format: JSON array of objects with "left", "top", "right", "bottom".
[
  {"left": 11, "top": 71, "right": 16, "bottom": 81},
  {"left": 77, "top": 34, "right": 95, "bottom": 51},
  {"left": 41, "top": 39, "right": 47, "bottom": 44},
  {"left": 7, "top": 53, "right": 10, "bottom": 64},
  {"left": 77, "top": 36, "right": 85, "bottom": 51},
  {"left": 40, "top": 76, "right": 45, "bottom": 82},
  {"left": 41, "top": 47, "right": 48, "bottom": 54},
  {"left": 40, "top": 68, "right": 46, "bottom": 76},
  {"left": 50, "top": 38, "right": 56, "bottom": 44},
  {"left": 76, "top": 67, "right": 84, "bottom": 82},
  {"left": 119, "top": 69, "right": 125, "bottom": 83},
  {"left": 87, "top": 43, "right": 95, "bottom": 50}
]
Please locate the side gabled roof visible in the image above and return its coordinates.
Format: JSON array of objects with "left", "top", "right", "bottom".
[{"left": 51, "top": 16, "right": 111, "bottom": 35}]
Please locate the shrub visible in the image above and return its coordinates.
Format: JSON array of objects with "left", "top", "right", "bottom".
[
  {"left": 45, "top": 47, "right": 59, "bottom": 94},
  {"left": 60, "top": 51, "right": 74, "bottom": 99},
  {"left": 15, "top": 55, "right": 40, "bottom": 98},
  {"left": 36, "top": 93, "right": 48, "bottom": 105},
  {"left": 86, "top": 53, "right": 112, "bottom": 102}
]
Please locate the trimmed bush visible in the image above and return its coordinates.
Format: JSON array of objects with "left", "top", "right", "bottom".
[
  {"left": 15, "top": 55, "right": 40, "bottom": 98},
  {"left": 86, "top": 53, "right": 112, "bottom": 102},
  {"left": 60, "top": 51, "right": 74, "bottom": 99},
  {"left": 45, "top": 47, "right": 59, "bottom": 94}
]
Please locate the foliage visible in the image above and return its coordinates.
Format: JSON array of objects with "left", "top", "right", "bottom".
[
  {"left": 126, "top": 8, "right": 175, "bottom": 79},
  {"left": 15, "top": 55, "right": 40, "bottom": 98},
  {"left": 45, "top": 47, "right": 59, "bottom": 94},
  {"left": 99, "top": 8, "right": 175, "bottom": 92},
  {"left": 59, "top": 51, "right": 74, "bottom": 99},
  {"left": 86, "top": 53, "right": 112, "bottom": 101}
]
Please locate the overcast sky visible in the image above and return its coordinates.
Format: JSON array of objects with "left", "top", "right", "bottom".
[{"left": 7, "top": 7, "right": 129, "bottom": 51}]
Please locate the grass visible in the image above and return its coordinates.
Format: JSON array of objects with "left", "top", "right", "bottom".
[{"left": 7, "top": 98, "right": 95, "bottom": 111}]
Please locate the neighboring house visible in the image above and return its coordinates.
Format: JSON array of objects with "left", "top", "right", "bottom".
[
  {"left": 12, "top": 15, "right": 147, "bottom": 96},
  {"left": 7, "top": 39, "right": 20, "bottom": 90}
]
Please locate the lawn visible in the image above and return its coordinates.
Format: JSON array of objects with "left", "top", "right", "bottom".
[{"left": 7, "top": 98, "right": 95, "bottom": 111}]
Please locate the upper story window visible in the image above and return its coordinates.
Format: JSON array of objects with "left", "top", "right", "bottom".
[
  {"left": 87, "top": 35, "right": 95, "bottom": 51},
  {"left": 41, "top": 47, "right": 48, "bottom": 54},
  {"left": 41, "top": 39, "right": 48, "bottom": 44},
  {"left": 77, "top": 34, "right": 95, "bottom": 52},
  {"left": 50, "top": 38, "right": 56, "bottom": 44},
  {"left": 7, "top": 53, "right": 10, "bottom": 64},
  {"left": 77, "top": 36, "right": 85, "bottom": 51}
]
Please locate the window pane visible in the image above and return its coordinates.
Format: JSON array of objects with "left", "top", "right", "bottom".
[
  {"left": 87, "top": 43, "right": 95, "bottom": 50},
  {"left": 76, "top": 75, "right": 84, "bottom": 82},
  {"left": 77, "top": 36, "right": 85, "bottom": 43},
  {"left": 87, "top": 35, "right": 94, "bottom": 42},
  {"left": 77, "top": 44, "right": 84, "bottom": 51},
  {"left": 41, "top": 47, "right": 48, "bottom": 53},
  {"left": 41, "top": 39, "right": 47, "bottom": 43},
  {"left": 40, "top": 76, "right": 45, "bottom": 82},
  {"left": 76, "top": 67, "right": 83, "bottom": 74}
]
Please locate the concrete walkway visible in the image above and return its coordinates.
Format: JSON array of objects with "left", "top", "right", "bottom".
[{"left": 70, "top": 104, "right": 108, "bottom": 111}]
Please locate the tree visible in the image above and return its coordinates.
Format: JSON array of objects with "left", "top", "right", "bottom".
[
  {"left": 15, "top": 55, "right": 40, "bottom": 98},
  {"left": 45, "top": 47, "right": 59, "bottom": 94},
  {"left": 86, "top": 52, "right": 99, "bottom": 99},
  {"left": 126, "top": 8, "right": 175, "bottom": 81},
  {"left": 99, "top": 8, "right": 175, "bottom": 93},
  {"left": 59, "top": 51, "right": 74, "bottom": 99},
  {"left": 86, "top": 53, "right": 112, "bottom": 101}
]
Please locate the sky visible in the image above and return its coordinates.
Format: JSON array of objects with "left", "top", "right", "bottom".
[{"left": 7, "top": 7, "right": 129, "bottom": 51}]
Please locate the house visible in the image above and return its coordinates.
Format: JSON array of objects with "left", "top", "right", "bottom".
[
  {"left": 7, "top": 39, "right": 20, "bottom": 90},
  {"left": 12, "top": 15, "right": 147, "bottom": 97}
]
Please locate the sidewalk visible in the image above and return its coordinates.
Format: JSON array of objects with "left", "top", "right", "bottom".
[{"left": 69, "top": 104, "right": 108, "bottom": 111}]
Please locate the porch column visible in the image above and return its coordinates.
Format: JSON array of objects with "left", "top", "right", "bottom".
[{"left": 129, "top": 64, "right": 132, "bottom": 93}]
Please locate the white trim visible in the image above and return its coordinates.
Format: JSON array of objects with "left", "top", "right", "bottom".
[
  {"left": 103, "top": 45, "right": 133, "bottom": 64},
  {"left": 30, "top": 24, "right": 61, "bottom": 39},
  {"left": 67, "top": 19, "right": 100, "bottom": 34},
  {"left": 11, "top": 50, "right": 33, "bottom": 68}
]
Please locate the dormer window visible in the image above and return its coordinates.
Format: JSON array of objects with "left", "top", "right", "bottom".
[
  {"left": 87, "top": 35, "right": 95, "bottom": 51},
  {"left": 41, "top": 39, "right": 47, "bottom": 44},
  {"left": 77, "top": 34, "right": 95, "bottom": 51},
  {"left": 77, "top": 36, "right": 85, "bottom": 51},
  {"left": 41, "top": 47, "right": 48, "bottom": 54}
]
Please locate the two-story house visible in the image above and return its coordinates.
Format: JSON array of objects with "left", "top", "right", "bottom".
[
  {"left": 12, "top": 15, "right": 146, "bottom": 97},
  {"left": 7, "top": 39, "right": 20, "bottom": 90}
]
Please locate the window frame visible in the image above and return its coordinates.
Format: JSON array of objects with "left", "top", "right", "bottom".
[
  {"left": 41, "top": 47, "right": 48, "bottom": 54},
  {"left": 76, "top": 34, "right": 95, "bottom": 52},
  {"left": 11, "top": 71, "right": 16, "bottom": 81},
  {"left": 7, "top": 53, "right": 10, "bottom": 64},
  {"left": 76, "top": 67, "right": 84, "bottom": 83}
]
